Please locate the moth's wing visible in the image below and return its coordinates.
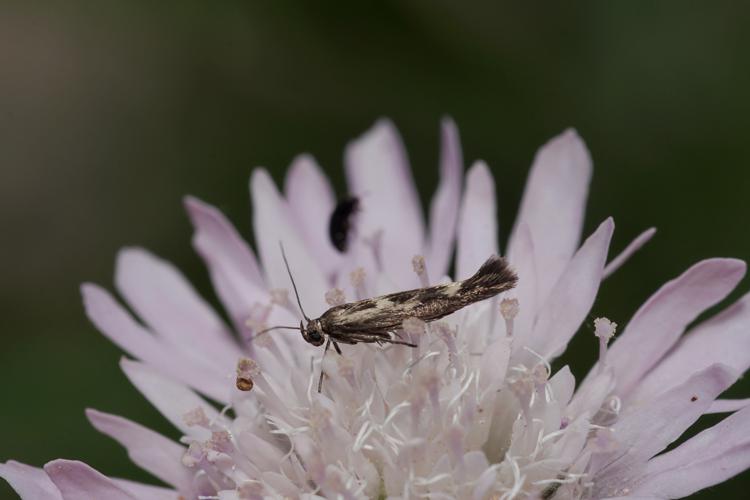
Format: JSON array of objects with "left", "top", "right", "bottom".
[
  {"left": 322, "top": 255, "right": 517, "bottom": 335},
  {"left": 321, "top": 284, "right": 462, "bottom": 334}
]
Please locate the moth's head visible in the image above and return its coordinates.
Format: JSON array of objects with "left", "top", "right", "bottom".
[{"left": 301, "top": 319, "right": 325, "bottom": 346}]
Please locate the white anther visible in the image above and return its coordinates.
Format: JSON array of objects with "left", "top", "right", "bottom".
[
  {"left": 325, "top": 287, "right": 346, "bottom": 306},
  {"left": 269, "top": 288, "right": 289, "bottom": 306},
  {"left": 412, "top": 255, "right": 430, "bottom": 287}
]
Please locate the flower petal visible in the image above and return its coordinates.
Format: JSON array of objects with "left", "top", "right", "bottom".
[
  {"left": 479, "top": 337, "right": 511, "bottom": 393},
  {"left": 592, "top": 364, "right": 736, "bottom": 496},
  {"left": 251, "top": 168, "right": 328, "bottom": 316},
  {"left": 549, "top": 414, "right": 592, "bottom": 466},
  {"left": 85, "top": 409, "right": 192, "bottom": 492},
  {"left": 426, "top": 117, "right": 463, "bottom": 279},
  {"left": 120, "top": 358, "right": 221, "bottom": 437},
  {"left": 522, "top": 217, "right": 613, "bottom": 361},
  {"left": 506, "top": 129, "right": 592, "bottom": 303},
  {"left": 184, "top": 196, "right": 267, "bottom": 332},
  {"left": 283, "top": 154, "right": 341, "bottom": 273},
  {"left": 0, "top": 461, "right": 62, "bottom": 499},
  {"left": 602, "top": 227, "right": 657, "bottom": 279},
  {"left": 184, "top": 195, "right": 264, "bottom": 285},
  {"left": 185, "top": 195, "right": 307, "bottom": 372},
  {"left": 635, "top": 442, "right": 750, "bottom": 499},
  {"left": 549, "top": 365, "right": 576, "bottom": 407},
  {"left": 629, "top": 291, "right": 750, "bottom": 405},
  {"left": 115, "top": 248, "right": 242, "bottom": 371},
  {"left": 707, "top": 398, "right": 750, "bottom": 413},
  {"left": 111, "top": 479, "right": 178, "bottom": 500},
  {"left": 567, "top": 369, "right": 615, "bottom": 421},
  {"left": 632, "top": 405, "right": 750, "bottom": 498},
  {"left": 605, "top": 258, "right": 746, "bottom": 396},
  {"left": 344, "top": 119, "right": 425, "bottom": 289},
  {"left": 602, "top": 497, "right": 662, "bottom": 500},
  {"left": 653, "top": 404, "right": 750, "bottom": 465},
  {"left": 506, "top": 223, "right": 538, "bottom": 340},
  {"left": 81, "top": 283, "right": 230, "bottom": 402},
  {"left": 455, "top": 161, "right": 498, "bottom": 279},
  {"left": 44, "top": 459, "right": 136, "bottom": 500}
]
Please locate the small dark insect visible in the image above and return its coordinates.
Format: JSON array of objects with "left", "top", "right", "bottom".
[
  {"left": 328, "top": 196, "right": 360, "bottom": 252},
  {"left": 256, "top": 246, "right": 517, "bottom": 392}
]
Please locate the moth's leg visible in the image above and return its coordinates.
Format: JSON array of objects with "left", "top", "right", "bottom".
[
  {"left": 380, "top": 338, "right": 417, "bottom": 348},
  {"left": 346, "top": 333, "right": 386, "bottom": 344},
  {"left": 391, "top": 329, "right": 420, "bottom": 346},
  {"left": 332, "top": 341, "right": 343, "bottom": 355},
  {"left": 329, "top": 335, "right": 358, "bottom": 345},
  {"left": 349, "top": 332, "right": 417, "bottom": 348},
  {"left": 317, "top": 338, "right": 332, "bottom": 393},
  {"left": 344, "top": 331, "right": 390, "bottom": 343}
]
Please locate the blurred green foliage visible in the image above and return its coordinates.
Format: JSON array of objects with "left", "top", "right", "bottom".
[{"left": 1, "top": 1, "right": 749, "bottom": 498}]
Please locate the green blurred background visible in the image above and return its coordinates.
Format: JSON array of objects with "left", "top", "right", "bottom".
[{"left": 2, "top": 1, "right": 749, "bottom": 498}]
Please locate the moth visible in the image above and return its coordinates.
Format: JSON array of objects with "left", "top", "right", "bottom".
[
  {"left": 258, "top": 247, "right": 518, "bottom": 391},
  {"left": 328, "top": 196, "right": 360, "bottom": 252}
]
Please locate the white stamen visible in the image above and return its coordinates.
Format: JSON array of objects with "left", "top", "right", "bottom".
[
  {"left": 269, "top": 288, "right": 289, "bottom": 306},
  {"left": 236, "top": 357, "right": 260, "bottom": 378},
  {"left": 206, "top": 430, "right": 234, "bottom": 454},
  {"left": 531, "top": 363, "right": 549, "bottom": 390},
  {"left": 183, "top": 407, "right": 210, "bottom": 428},
  {"left": 350, "top": 267, "right": 367, "bottom": 299},
  {"left": 594, "top": 317, "right": 617, "bottom": 340},
  {"left": 448, "top": 372, "right": 475, "bottom": 408},
  {"left": 508, "top": 370, "right": 535, "bottom": 421},
  {"left": 412, "top": 255, "right": 430, "bottom": 287},
  {"left": 500, "top": 298, "right": 520, "bottom": 337},
  {"left": 523, "top": 346, "right": 552, "bottom": 378},
  {"left": 325, "top": 287, "right": 346, "bottom": 306},
  {"left": 608, "top": 396, "right": 622, "bottom": 414},
  {"left": 403, "top": 350, "right": 440, "bottom": 375},
  {"left": 363, "top": 229, "right": 384, "bottom": 272},
  {"left": 352, "top": 421, "right": 373, "bottom": 452},
  {"left": 234, "top": 357, "right": 257, "bottom": 392},
  {"left": 594, "top": 317, "right": 617, "bottom": 372},
  {"left": 244, "top": 302, "right": 272, "bottom": 343}
]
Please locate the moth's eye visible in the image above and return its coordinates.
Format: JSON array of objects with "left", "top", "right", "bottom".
[{"left": 309, "top": 331, "right": 323, "bottom": 343}]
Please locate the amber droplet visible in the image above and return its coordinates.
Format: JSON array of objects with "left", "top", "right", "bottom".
[{"left": 236, "top": 376, "right": 254, "bottom": 391}]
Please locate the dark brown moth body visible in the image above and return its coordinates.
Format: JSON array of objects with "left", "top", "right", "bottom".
[{"left": 261, "top": 249, "right": 517, "bottom": 391}]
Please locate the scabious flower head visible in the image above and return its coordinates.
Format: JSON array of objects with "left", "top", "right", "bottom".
[{"left": 3, "top": 119, "right": 750, "bottom": 499}]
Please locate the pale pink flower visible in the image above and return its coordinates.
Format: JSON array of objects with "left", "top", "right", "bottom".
[{"left": 3, "top": 119, "right": 750, "bottom": 499}]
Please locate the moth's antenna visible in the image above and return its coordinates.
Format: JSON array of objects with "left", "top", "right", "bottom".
[
  {"left": 248, "top": 325, "right": 301, "bottom": 344},
  {"left": 280, "top": 242, "right": 310, "bottom": 321}
]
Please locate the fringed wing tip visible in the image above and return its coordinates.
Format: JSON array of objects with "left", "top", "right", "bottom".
[{"left": 474, "top": 255, "right": 518, "bottom": 289}]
